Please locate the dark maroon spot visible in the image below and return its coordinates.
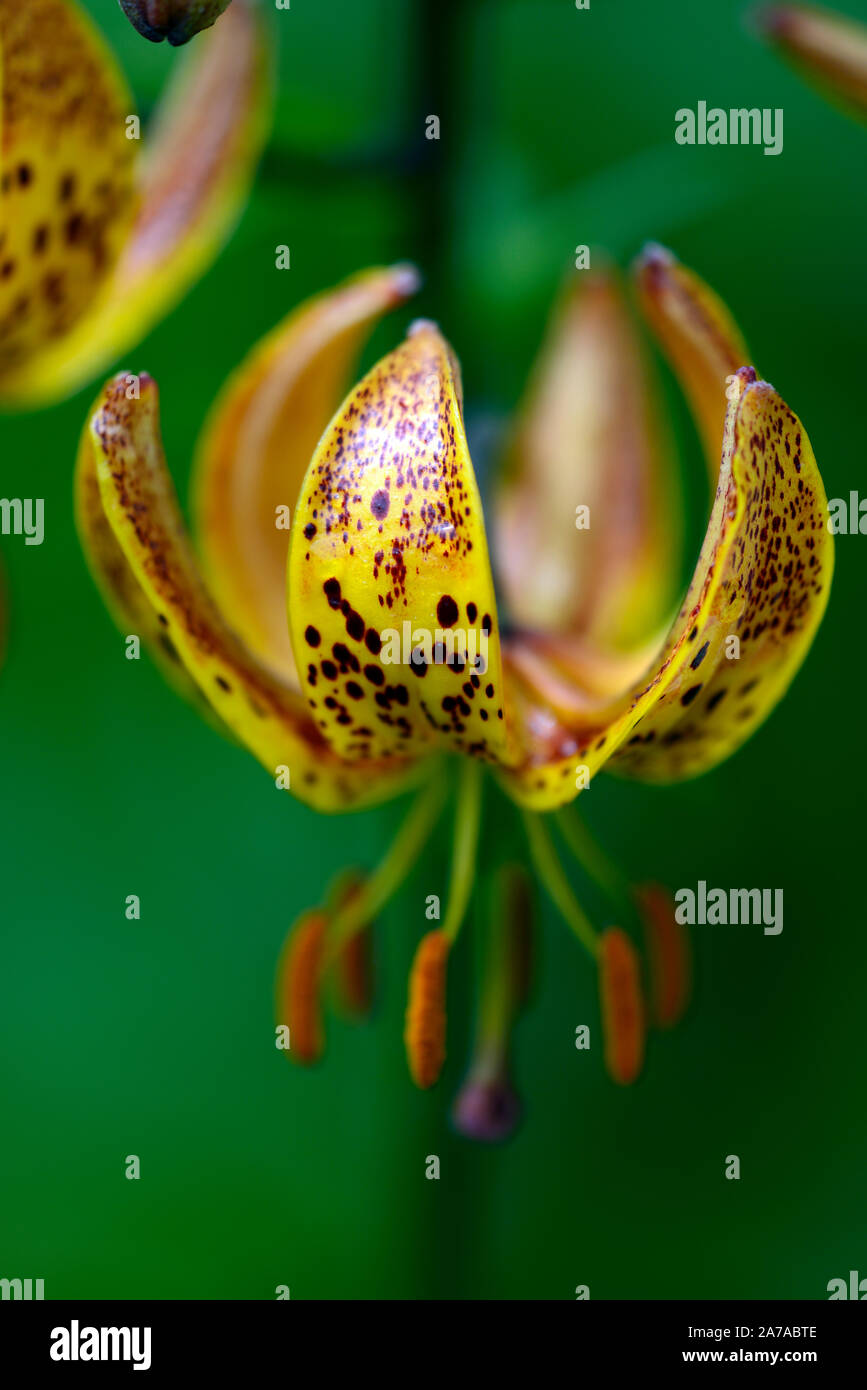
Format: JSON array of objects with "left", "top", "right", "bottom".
[
  {"left": 485, "top": 684, "right": 494, "bottom": 699},
  {"left": 364, "top": 664, "right": 385, "bottom": 686},
  {"left": 346, "top": 681, "right": 363, "bottom": 700},
  {"left": 466, "top": 602, "right": 478, "bottom": 623},
  {"left": 410, "top": 650, "right": 428, "bottom": 677},
  {"left": 437, "top": 595, "right": 459, "bottom": 628},
  {"left": 365, "top": 629, "right": 382, "bottom": 655},
  {"left": 215, "top": 676, "right": 231, "bottom": 693},
  {"left": 321, "top": 660, "right": 338, "bottom": 680},
  {"left": 681, "top": 684, "right": 702, "bottom": 707},
  {"left": 481, "top": 613, "right": 492, "bottom": 633},
  {"left": 324, "top": 578, "right": 342, "bottom": 609},
  {"left": 346, "top": 609, "right": 365, "bottom": 641},
  {"left": 480, "top": 708, "right": 488, "bottom": 721},
  {"left": 304, "top": 523, "right": 316, "bottom": 540},
  {"left": 690, "top": 641, "right": 709, "bottom": 670},
  {"left": 371, "top": 489, "right": 390, "bottom": 520},
  {"left": 305, "top": 625, "right": 321, "bottom": 648}
]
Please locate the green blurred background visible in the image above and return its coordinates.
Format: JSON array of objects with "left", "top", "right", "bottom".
[{"left": 1, "top": 0, "right": 865, "bottom": 1299}]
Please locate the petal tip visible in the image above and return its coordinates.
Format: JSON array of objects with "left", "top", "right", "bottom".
[{"left": 407, "top": 316, "right": 440, "bottom": 339}]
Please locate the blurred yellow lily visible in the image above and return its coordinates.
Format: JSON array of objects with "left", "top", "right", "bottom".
[
  {"left": 76, "top": 248, "right": 832, "bottom": 1138},
  {"left": 0, "top": 0, "right": 266, "bottom": 409},
  {"left": 756, "top": 2, "right": 867, "bottom": 120},
  {"left": 120, "top": 0, "right": 233, "bottom": 45}
]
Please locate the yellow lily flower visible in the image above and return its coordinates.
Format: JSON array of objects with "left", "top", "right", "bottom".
[
  {"left": 119, "top": 1, "right": 233, "bottom": 45},
  {"left": 0, "top": 0, "right": 267, "bottom": 409},
  {"left": 75, "top": 249, "right": 832, "bottom": 1139},
  {"left": 755, "top": 2, "right": 867, "bottom": 120}
]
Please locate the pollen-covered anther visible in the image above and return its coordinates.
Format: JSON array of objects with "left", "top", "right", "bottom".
[
  {"left": 404, "top": 930, "right": 450, "bottom": 1089},
  {"left": 330, "top": 874, "right": 374, "bottom": 1019},
  {"left": 635, "top": 882, "right": 691, "bottom": 1029},
  {"left": 598, "top": 927, "right": 646, "bottom": 1085},
  {"left": 277, "top": 910, "right": 328, "bottom": 1065}
]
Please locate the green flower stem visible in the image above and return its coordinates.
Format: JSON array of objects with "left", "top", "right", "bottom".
[
  {"left": 441, "top": 759, "right": 484, "bottom": 945},
  {"left": 326, "top": 769, "right": 448, "bottom": 960},
  {"left": 522, "top": 811, "right": 598, "bottom": 959}
]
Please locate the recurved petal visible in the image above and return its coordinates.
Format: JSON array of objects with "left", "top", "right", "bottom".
[
  {"left": 495, "top": 267, "right": 679, "bottom": 646},
  {"left": 287, "top": 321, "right": 518, "bottom": 767},
  {"left": 79, "top": 372, "right": 419, "bottom": 813},
  {"left": 756, "top": 3, "right": 867, "bottom": 121},
  {"left": 0, "top": 0, "right": 137, "bottom": 389},
  {"left": 634, "top": 244, "right": 751, "bottom": 486},
  {"left": 2, "top": 0, "right": 267, "bottom": 407},
  {"left": 119, "top": 0, "right": 233, "bottom": 46},
  {"left": 192, "top": 265, "right": 420, "bottom": 686},
  {"left": 499, "top": 368, "right": 832, "bottom": 808},
  {"left": 76, "top": 398, "right": 232, "bottom": 740}
]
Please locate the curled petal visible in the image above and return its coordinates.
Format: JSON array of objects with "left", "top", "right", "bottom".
[
  {"left": 3, "top": 0, "right": 268, "bottom": 406},
  {"left": 756, "top": 3, "right": 867, "bottom": 121},
  {"left": 499, "top": 368, "right": 832, "bottom": 807},
  {"left": 598, "top": 927, "right": 645, "bottom": 1086},
  {"left": 405, "top": 929, "right": 450, "bottom": 1089},
  {"left": 119, "top": 0, "right": 233, "bottom": 46},
  {"left": 77, "top": 373, "right": 418, "bottom": 812},
  {"left": 495, "top": 266, "right": 679, "bottom": 645},
  {"left": 192, "top": 265, "right": 420, "bottom": 685},
  {"left": 634, "top": 244, "right": 751, "bottom": 487},
  {"left": 287, "top": 321, "right": 518, "bottom": 768},
  {"left": 276, "top": 910, "right": 327, "bottom": 1065},
  {"left": 0, "top": 0, "right": 137, "bottom": 389}
]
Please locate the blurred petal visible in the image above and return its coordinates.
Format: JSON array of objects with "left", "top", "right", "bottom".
[
  {"left": 495, "top": 267, "right": 679, "bottom": 646},
  {"left": 287, "top": 321, "right": 518, "bottom": 767},
  {"left": 0, "top": 0, "right": 137, "bottom": 388},
  {"left": 756, "top": 3, "right": 867, "bottom": 121},
  {"left": 498, "top": 369, "right": 832, "bottom": 807},
  {"left": 634, "top": 244, "right": 751, "bottom": 487},
  {"left": 79, "top": 372, "right": 419, "bottom": 812},
  {"left": 192, "top": 265, "right": 420, "bottom": 686},
  {"left": 3, "top": 0, "right": 268, "bottom": 406},
  {"left": 119, "top": 0, "right": 233, "bottom": 46}
]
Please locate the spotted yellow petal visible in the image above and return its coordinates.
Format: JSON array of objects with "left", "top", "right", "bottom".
[
  {"left": 0, "top": 0, "right": 137, "bottom": 387},
  {"left": 2, "top": 0, "right": 267, "bottom": 407},
  {"left": 76, "top": 395, "right": 231, "bottom": 738},
  {"left": 120, "top": 0, "right": 233, "bottom": 46},
  {"left": 287, "top": 321, "right": 518, "bottom": 767},
  {"left": 499, "top": 368, "right": 832, "bottom": 808},
  {"left": 79, "top": 372, "right": 419, "bottom": 813},
  {"left": 633, "top": 244, "right": 751, "bottom": 487},
  {"left": 756, "top": 3, "right": 867, "bottom": 121},
  {"left": 495, "top": 266, "right": 679, "bottom": 647},
  {"left": 192, "top": 265, "right": 420, "bottom": 686}
]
